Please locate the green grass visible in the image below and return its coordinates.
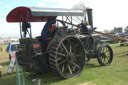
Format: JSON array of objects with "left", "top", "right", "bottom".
[
  {"left": 0, "top": 52, "right": 16, "bottom": 85},
  {"left": 110, "top": 43, "right": 128, "bottom": 55},
  {"left": 0, "top": 44, "right": 128, "bottom": 85}
]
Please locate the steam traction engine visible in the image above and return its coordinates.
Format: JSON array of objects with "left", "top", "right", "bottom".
[{"left": 6, "top": 7, "right": 113, "bottom": 79}]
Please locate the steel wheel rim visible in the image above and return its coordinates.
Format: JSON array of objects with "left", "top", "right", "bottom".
[
  {"left": 56, "top": 37, "right": 85, "bottom": 77},
  {"left": 98, "top": 45, "right": 113, "bottom": 65}
]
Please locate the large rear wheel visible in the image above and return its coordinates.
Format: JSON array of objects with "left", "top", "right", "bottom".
[{"left": 49, "top": 36, "right": 85, "bottom": 79}]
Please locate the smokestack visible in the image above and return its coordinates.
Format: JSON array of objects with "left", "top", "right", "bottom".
[{"left": 86, "top": 8, "right": 93, "bottom": 28}]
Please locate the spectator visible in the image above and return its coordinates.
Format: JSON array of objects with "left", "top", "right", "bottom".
[
  {"left": 7, "top": 43, "right": 11, "bottom": 52},
  {"left": 0, "top": 65, "right": 2, "bottom": 77}
]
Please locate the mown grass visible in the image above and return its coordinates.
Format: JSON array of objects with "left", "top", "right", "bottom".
[
  {"left": 0, "top": 44, "right": 128, "bottom": 85},
  {"left": 0, "top": 51, "right": 16, "bottom": 85}
]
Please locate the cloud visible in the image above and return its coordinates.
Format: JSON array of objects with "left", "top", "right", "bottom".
[
  {"left": 37, "top": 0, "right": 90, "bottom": 8},
  {"left": 37, "top": 0, "right": 58, "bottom": 7},
  {"left": 38, "top": 2, "right": 44, "bottom": 7},
  {"left": 57, "top": 0, "right": 79, "bottom": 8},
  {"left": 54, "top": 0, "right": 88, "bottom": 8},
  {"left": 59, "top": 0, "right": 93, "bottom": 8},
  {"left": 90, "top": 0, "right": 128, "bottom": 30}
]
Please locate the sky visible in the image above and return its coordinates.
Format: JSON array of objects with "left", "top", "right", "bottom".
[{"left": 0, "top": 0, "right": 128, "bottom": 37}]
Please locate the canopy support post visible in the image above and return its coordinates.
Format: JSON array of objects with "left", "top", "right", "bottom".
[
  {"left": 18, "top": 11, "right": 23, "bottom": 39},
  {"left": 62, "top": 16, "right": 64, "bottom": 21},
  {"left": 27, "top": 9, "right": 32, "bottom": 38},
  {"left": 26, "top": 9, "right": 32, "bottom": 38},
  {"left": 71, "top": 16, "right": 73, "bottom": 29}
]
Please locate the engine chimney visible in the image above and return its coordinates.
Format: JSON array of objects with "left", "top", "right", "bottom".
[{"left": 86, "top": 8, "right": 93, "bottom": 28}]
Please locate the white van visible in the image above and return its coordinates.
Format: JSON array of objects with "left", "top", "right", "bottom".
[{"left": 9, "top": 42, "right": 19, "bottom": 60}]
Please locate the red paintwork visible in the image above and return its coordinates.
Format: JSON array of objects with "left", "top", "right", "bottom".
[
  {"left": 49, "top": 24, "right": 55, "bottom": 32},
  {"left": 11, "top": 53, "right": 16, "bottom": 59},
  {"left": 33, "top": 44, "right": 40, "bottom": 49},
  {"left": 6, "top": 7, "right": 56, "bottom": 22}
]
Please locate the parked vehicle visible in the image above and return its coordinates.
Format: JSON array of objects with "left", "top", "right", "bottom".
[{"left": 9, "top": 42, "right": 19, "bottom": 60}]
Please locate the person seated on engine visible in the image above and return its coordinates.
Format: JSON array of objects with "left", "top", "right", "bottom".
[{"left": 41, "top": 17, "right": 56, "bottom": 51}]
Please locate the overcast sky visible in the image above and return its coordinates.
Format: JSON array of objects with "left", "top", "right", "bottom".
[{"left": 0, "top": 0, "right": 128, "bottom": 37}]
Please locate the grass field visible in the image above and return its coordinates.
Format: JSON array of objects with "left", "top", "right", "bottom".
[{"left": 0, "top": 44, "right": 128, "bottom": 85}]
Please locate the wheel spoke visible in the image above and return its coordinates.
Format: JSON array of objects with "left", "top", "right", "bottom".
[
  {"left": 57, "top": 52, "right": 66, "bottom": 56},
  {"left": 103, "top": 58, "right": 105, "bottom": 63},
  {"left": 104, "top": 58, "right": 108, "bottom": 64},
  {"left": 106, "top": 48, "right": 109, "bottom": 52},
  {"left": 105, "top": 48, "right": 109, "bottom": 53},
  {"left": 105, "top": 58, "right": 109, "bottom": 63},
  {"left": 105, "top": 47, "right": 107, "bottom": 52},
  {"left": 61, "top": 42, "right": 69, "bottom": 53},
  {"left": 105, "top": 58, "right": 107, "bottom": 63},
  {"left": 68, "top": 64, "right": 72, "bottom": 74},
  {"left": 62, "top": 64, "right": 65, "bottom": 72},
  {"left": 100, "top": 55, "right": 104, "bottom": 61},
  {"left": 58, "top": 59, "right": 66, "bottom": 66},
  {"left": 60, "top": 45, "right": 64, "bottom": 51},
  {"left": 107, "top": 57, "right": 110, "bottom": 61},
  {"left": 70, "top": 44, "right": 72, "bottom": 53},
  {"left": 101, "top": 57, "right": 104, "bottom": 61},
  {"left": 57, "top": 57, "right": 63, "bottom": 61},
  {"left": 72, "top": 62, "right": 79, "bottom": 68}
]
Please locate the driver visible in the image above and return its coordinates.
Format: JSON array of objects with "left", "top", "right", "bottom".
[{"left": 41, "top": 17, "right": 56, "bottom": 51}]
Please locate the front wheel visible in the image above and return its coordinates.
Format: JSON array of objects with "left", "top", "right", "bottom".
[{"left": 97, "top": 44, "right": 113, "bottom": 66}]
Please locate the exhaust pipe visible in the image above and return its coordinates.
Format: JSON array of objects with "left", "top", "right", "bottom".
[{"left": 86, "top": 8, "right": 93, "bottom": 28}]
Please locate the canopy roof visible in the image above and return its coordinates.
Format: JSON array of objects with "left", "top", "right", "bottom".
[{"left": 6, "top": 6, "right": 84, "bottom": 22}]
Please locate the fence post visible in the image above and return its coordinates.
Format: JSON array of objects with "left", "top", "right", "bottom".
[{"left": 32, "top": 78, "right": 41, "bottom": 85}]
